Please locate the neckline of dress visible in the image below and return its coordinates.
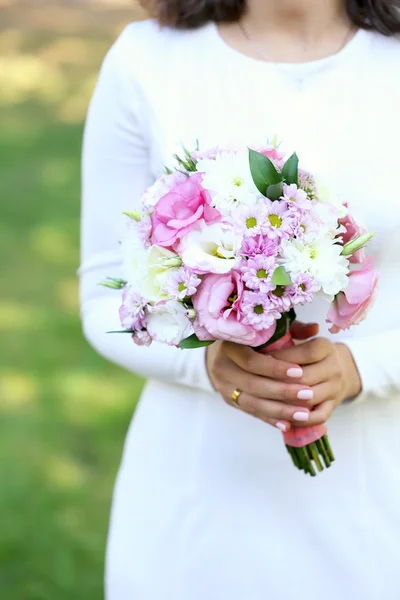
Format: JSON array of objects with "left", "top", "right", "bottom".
[{"left": 208, "top": 21, "right": 369, "bottom": 80}]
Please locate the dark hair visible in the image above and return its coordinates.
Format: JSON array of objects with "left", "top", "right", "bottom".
[{"left": 141, "top": 0, "right": 400, "bottom": 35}]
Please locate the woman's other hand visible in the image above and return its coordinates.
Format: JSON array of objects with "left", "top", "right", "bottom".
[{"left": 270, "top": 337, "right": 362, "bottom": 426}]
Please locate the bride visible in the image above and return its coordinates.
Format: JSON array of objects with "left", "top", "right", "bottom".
[{"left": 80, "top": 1, "right": 400, "bottom": 598}]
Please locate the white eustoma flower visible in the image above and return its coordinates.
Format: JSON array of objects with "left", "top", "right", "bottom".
[
  {"left": 147, "top": 300, "right": 192, "bottom": 346},
  {"left": 314, "top": 176, "right": 348, "bottom": 219},
  {"left": 121, "top": 224, "right": 149, "bottom": 285},
  {"left": 180, "top": 222, "right": 242, "bottom": 274},
  {"left": 196, "top": 150, "right": 259, "bottom": 216},
  {"left": 280, "top": 236, "right": 349, "bottom": 297},
  {"left": 122, "top": 227, "right": 179, "bottom": 302}
]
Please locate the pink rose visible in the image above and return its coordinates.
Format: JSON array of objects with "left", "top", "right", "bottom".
[
  {"left": 192, "top": 271, "right": 276, "bottom": 346},
  {"left": 151, "top": 173, "right": 220, "bottom": 248},
  {"left": 339, "top": 211, "right": 367, "bottom": 264},
  {"left": 327, "top": 259, "right": 379, "bottom": 333}
]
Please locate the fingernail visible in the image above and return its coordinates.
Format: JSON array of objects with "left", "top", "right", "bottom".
[
  {"left": 287, "top": 367, "right": 303, "bottom": 378},
  {"left": 297, "top": 389, "right": 314, "bottom": 401},
  {"left": 293, "top": 411, "right": 309, "bottom": 422},
  {"left": 276, "top": 422, "right": 288, "bottom": 432}
]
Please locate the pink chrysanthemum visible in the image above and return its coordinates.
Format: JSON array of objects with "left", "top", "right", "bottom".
[
  {"left": 232, "top": 204, "right": 270, "bottom": 238},
  {"left": 268, "top": 287, "right": 293, "bottom": 312},
  {"left": 164, "top": 267, "right": 201, "bottom": 300},
  {"left": 264, "top": 199, "right": 296, "bottom": 240},
  {"left": 241, "top": 291, "right": 281, "bottom": 331},
  {"left": 287, "top": 273, "right": 320, "bottom": 305},
  {"left": 241, "top": 255, "right": 277, "bottom": 293},
  {"left": 238, "top": 235, "right": 278, "bottom": 259},
  {"left": 293, "top": 212, "right": 321, "bottom": 242},
  {"left": 282, "top": 184, "right": 312, "bottom": 210},
  {"left": 119, "top": 289, "right": 147, "bottom": 330}
]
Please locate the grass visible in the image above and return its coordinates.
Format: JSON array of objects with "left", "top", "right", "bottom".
[{"left": 0, "top": 3, "right": 146, "bottom": 598}]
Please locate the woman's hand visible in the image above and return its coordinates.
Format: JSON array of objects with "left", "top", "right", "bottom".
[
  {"left": 270, "top": 337, "right": 362, "bottom": 426},
  {"left": 206, "top": 322, "right": 320, "bottom": 433}
]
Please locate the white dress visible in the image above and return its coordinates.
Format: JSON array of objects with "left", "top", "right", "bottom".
[{"left": 80, "top": 21, "right": 400, "bottom": 600}]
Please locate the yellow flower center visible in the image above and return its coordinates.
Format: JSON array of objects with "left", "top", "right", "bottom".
[
  {"left": 246, "top": 216, "right": 257, "bottom": 229},
  {"left": 268, "top": 214, "right": 282, "bottom": 228},
  {"left": 300, "top": 283, "right": 306, "bottom": 292},
  {"left": 178, "top": 282, "right": 187, "bottom": 292},
  {"left": 232, "top": 177, "right": 244, "bottom": 187},
  {"left": 213, "top": 245, "right": 226, "bottom": 259},
  {"left": 309, "top": 248, "right": 318, "bottom": 259},
  {"left": 254, "top": 305, "right": 264, "bottom": 315},
  {"left": 257, "top": 269, "right": 267, "bottom": 279},
  {"left": 273, "top": 287, "right": 284, "bottom": 298},
  {"left": 228, "top": 293, "right": 238, "bottom": 305}
]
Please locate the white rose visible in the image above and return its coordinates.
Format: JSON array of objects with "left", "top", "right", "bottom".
[
  {"left": 147, "top": 300, "right": 192, "bottom": 346},
  {"left": 180, "top": 222, "right": 241, "bottom": 274}
]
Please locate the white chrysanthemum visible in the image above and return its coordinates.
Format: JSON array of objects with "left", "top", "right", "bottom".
[
  {"left": 147, "top": 300, "right": 192, "bottom": 346},
  {"left": 180, "top": 223, "right": 242, "bottom": 274},
  {"left": 196, "top": 150, "right": 259, "bottom": 215},
  {"left": 280, "top": 236, "right": 349, "bottom": 297},
  {"left": 122, "top": 228, "right": 179, "bottom": 302}
]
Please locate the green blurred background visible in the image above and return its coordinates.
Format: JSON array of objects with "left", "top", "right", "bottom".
[{"left": 0, "top": 2, "right": 145, "bottom": 598}]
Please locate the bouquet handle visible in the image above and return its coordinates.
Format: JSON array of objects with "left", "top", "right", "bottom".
[{"left": 258, "top": 332, "right": 334, "bottom": 476}]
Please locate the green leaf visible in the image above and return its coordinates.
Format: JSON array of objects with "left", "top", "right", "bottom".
[
  {"left": 249, "top": 149, "right": 282, "bottom": 196},
  {"left": 288, "top": 308, "right": 297, "bottom": 325},
  {"left": 281, "top": 153, "right": 299, "bottom": 186},
  {"left": 266, "top": 181, "right": 284, "bottom": 201},
  {"left": 107, "top": 330, "right": 134, "bottom": 334},
  {"left": 272, "top": 266, "right": 292, "bottom": 286},
  {"left": 179, "top": 334, "right": 215, "bottom": 349}
]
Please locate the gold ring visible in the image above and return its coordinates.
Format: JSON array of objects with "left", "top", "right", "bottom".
[{"left": 231, "top": 388, "right": 242, "bottom": 407}]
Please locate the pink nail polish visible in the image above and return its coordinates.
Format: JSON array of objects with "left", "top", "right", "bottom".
[
  {"left": 297, "top": 390, "right": 314, "bottom": 401},
  {"left": 276, "top": 422, "right": 288, "bottom": 432},
  {"left": 287, "top": 367, "right": 303, "bottom": 378},
  {"left": 293, "top": 411, "right": 309, "bottom": 422}
]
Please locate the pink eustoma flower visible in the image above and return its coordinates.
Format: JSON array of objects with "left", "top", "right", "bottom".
[
  {"left": 151, "top": 173, "right": 220, "bottom": 248},
  {"left": 192, "top": 271, "right": 276, "bottom": 346},
  {"left": 326, "top": 259, "right": 379, "bottom": 333}
]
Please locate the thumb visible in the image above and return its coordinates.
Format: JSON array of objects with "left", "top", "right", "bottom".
[{"left": 290, "top": 320, "right": 320, "bottom": 340}]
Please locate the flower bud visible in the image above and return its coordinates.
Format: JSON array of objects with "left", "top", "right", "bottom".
[{"left": 341, "top": 232, "right": 374, "bottom": 257}]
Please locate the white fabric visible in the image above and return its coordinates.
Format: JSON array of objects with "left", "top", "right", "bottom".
[{"left": 80, "top": 20, "right": 400, "bottom": 600}]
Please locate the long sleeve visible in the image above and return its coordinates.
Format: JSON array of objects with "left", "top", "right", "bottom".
[
  {"left": 345, "top": 330, "right": 400, "bottom": 399},
  {"left": 79, "top": 28, "right": 214, "bottom": 394}
]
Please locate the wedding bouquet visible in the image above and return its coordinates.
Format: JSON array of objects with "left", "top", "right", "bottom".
[{"left": 103, "top": 142, "right": 377, "bottom": 476}]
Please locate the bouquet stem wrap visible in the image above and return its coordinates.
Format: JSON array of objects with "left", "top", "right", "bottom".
[{"left": 258, "top": 332, "right": 335, "bottom": 476}]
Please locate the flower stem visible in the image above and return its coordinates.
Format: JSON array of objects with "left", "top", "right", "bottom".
[
  {"left": 322, "top": 435, "right": 335, "bottom": 462},
  {"left": 286, "top": 445, "right": 301, "bottom": 469},
  {"left": 308, "top": 442, "right": 323, "bottom": 472},
  {"left": 316, "top": 439, "right": 331, "bottom": 468}
]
